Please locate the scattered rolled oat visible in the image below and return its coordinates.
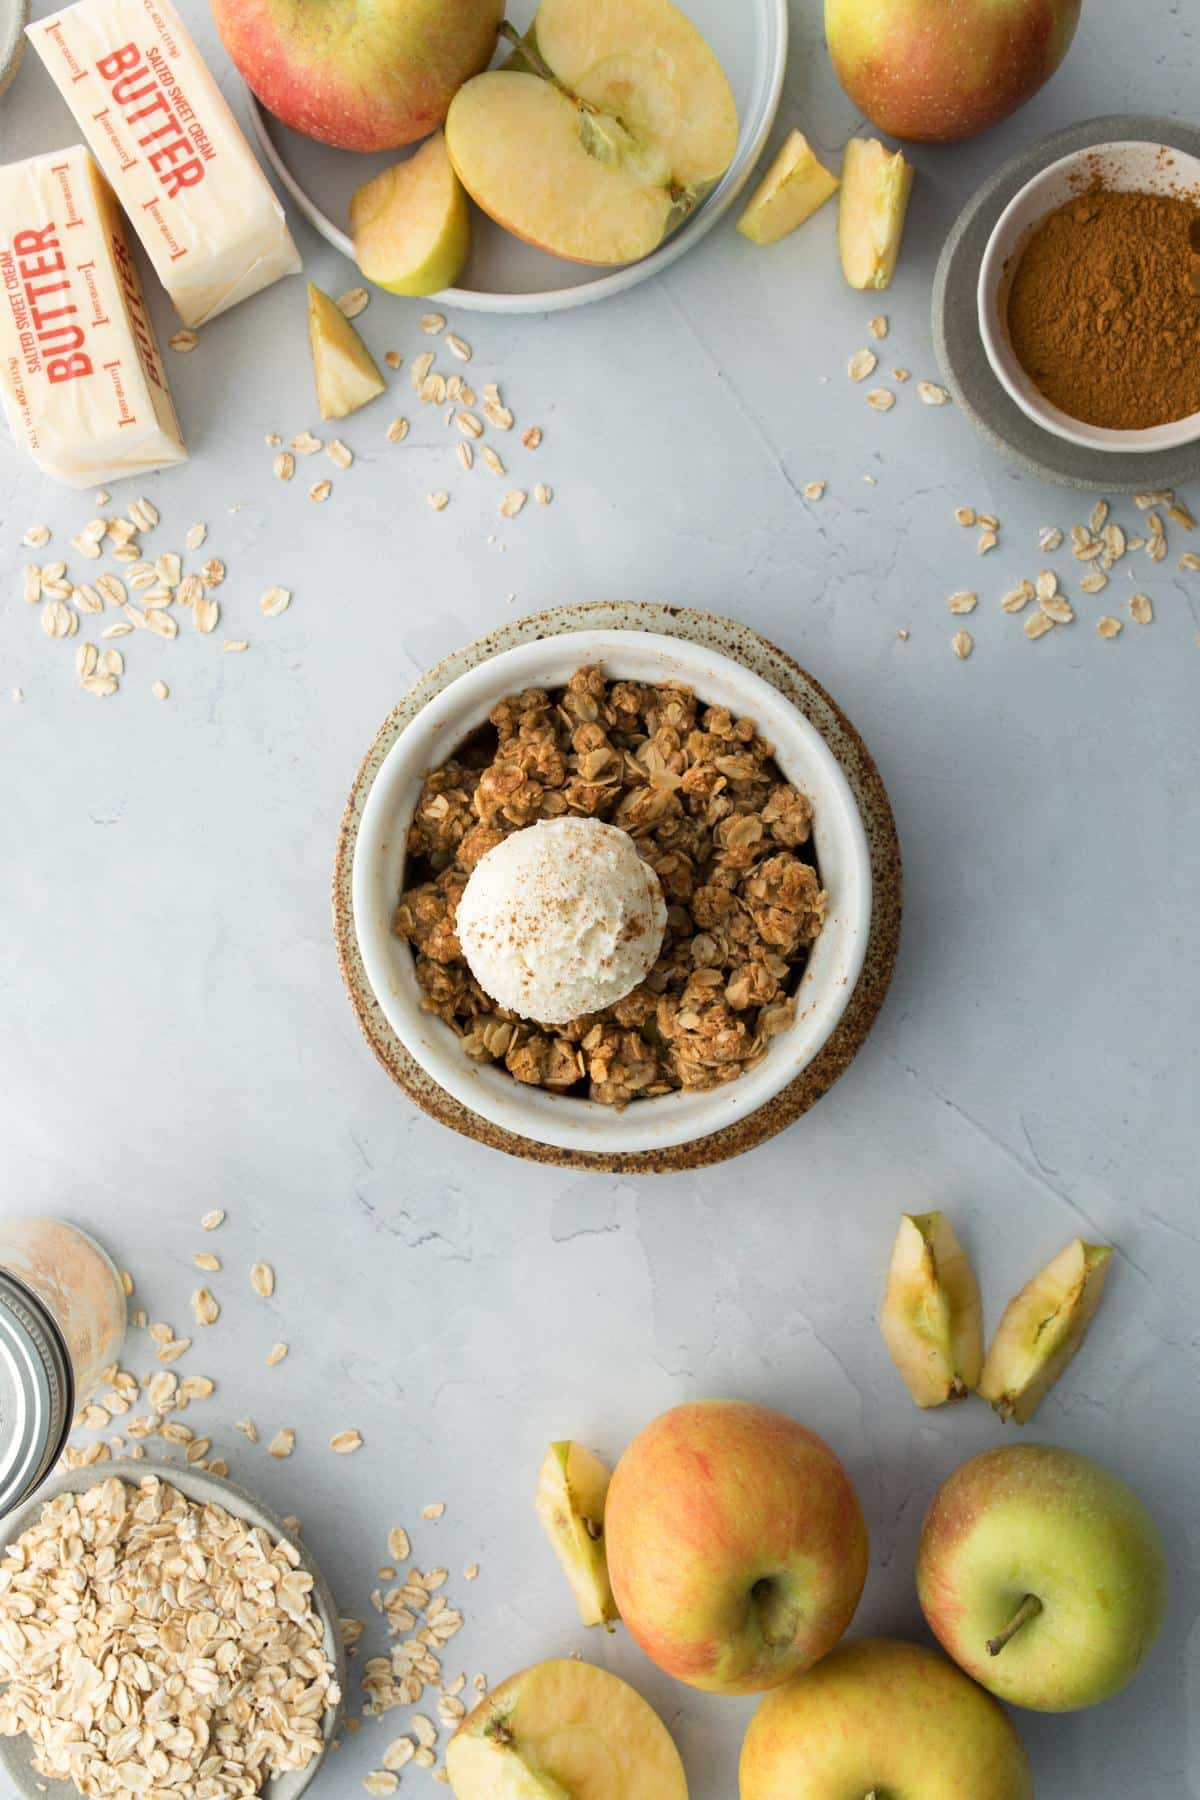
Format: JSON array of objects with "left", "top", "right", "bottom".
[
  {"left": 128, "top": 497, "right": 159, "bottom": 532},
  {"left": 194, "top": 596, "right": 220, "bottom": 635},
  {"left": 456, "top": 410, "right": 483, "bottom": 439},
  {"left": 954, "top": 507, "right": 976, "bottom": 526},
  {"left": 896, "top": 627, "right": 909, "bottom": 641},
  {"left": 268, "top": 1428, "right": 296, "bottom": 1458},
  {"left": 1025, "top": 611, "right": 1055, "bottom": 640},
  {"left": 152, "top": 679, "right": 171, "bottom": 701},
  {"left": 191, "top": 1287, "right": 220, "bottom": 1326},
  {"left": 1130, "top": 593, "right": 1153, "bottom": 624},
  {"left": 456, "top": 442, "right": 474, "bottom": 472},
  {"left": 292, "top": 431, "right": 322, "bottom": 454},
  {"left": 951, "top": 630, "right": 974, "bottom": 660},
  {"left": 521, "top": 426, "right": 542, "bottom": 450},
  {"left": 274, "top": 450, "right": 296, "bottom": 481},
  {"left": 868, "top": 314, "right": 888, "bottom": 339},
  {"left": 463, "top": 1563, "right": 479, "bottom": 1581},
  {"left": 445, "top": 333, "right": 472, "bottom": 362},
  {"left": 1169, "top": 499, "right": 1196, "bottom": 530},
  {"left": 918, "top": 381, "right": 951, "bottom": 406},
  {"left": 326, "top": 439, "right": 353, "bottom": 469},
  {"left": 804, "top": 481, "right": 826, "bottom": 501},
  {"left": 484, "top": 400, "right": 514, "bottom": 431},
  {"left": 383, "top": 1738, "right": 416, "bottom": 1772},
  {"left": 224, "top": 640, "right": 250, "bottom": 653},
  {"left": 534, "top": 482, "right": 552, "bottom": 507},
  {"left": 169, "top": 329, "right": 198, "bottom": 352},
  {"left": 423, "top": 1502, "right": 446, "bottom": 1520},
  {"left": 1097, "top": 616, "right": 1122, "bottom": 638},
  {"left": 364, "top": 1774, "right": 399, "bottom": 1797},
  {"left": 386, "top": 417, "right": 410, "bottom": 443},
  {"left": 848, "top": 348, "right": 878, "bottom": 382},
  {"left": 421, "top": 313, "right": 446, "bottom": 333},
  {"left": 1180, "top": 552, "right": 1200, "bottom": 571},
  {"left": 200, "top": 558, "right": 226, "bottom": 588},
  {"left": 330, "top": 1430, "right": 364, "bottom": 1455},
  {"left": 250, "top": 1262, "right": 275, "bottom": 1298},
  {"left": 308, "top": 480, "right": 332, "bottom": 504},
  {"left": 1080, "top": 569, "right": 1108, "bottom": 594},
  {"left": 388, "top": 1527, "right": 411, "bottom": 1561},
  {"left": 948, "top": 590, "right": 978, "bottom": 614},
  {"left": 235, "top": 1418, "right": 259, "bottom": 1443},
  {"left": 267, "top": 1341, "right": 289, "bottom": 1366},
  {"left": 1041, "top": 594, "right": 1075, "bottom": 624},
  {"left": 385, "top": 350, "right": 403, "bottom": 370},
  {"left": 42, "top": 600, "right": 76, "bottom": 638},
  {"left": 893, "top": 367, "right": 910, "bottom": 382},
  {"left": 976, "top": 529, "right": 998, "bottom": 554},
  {"left": 1001, "top": 580, "right": 1035, "bottom": 614},
  {"left": 1038, "top": 525, "right": 1064, "bottom": 551},
  {"left": 866, "top": 388, "right": 895, "bottom": 412},
  {"left": 201, "top": 1208, "right": 225, "bottom": 1230},
  {"left": 260, "top": 586, "right": 292, "bottom": 618},
  {"left": 428, "top": 491, "right": 450, "bottom": 512},
  {"left": 193, "top": 1251, "right": 220, "bottom": 1272},
  {"left": 499, "top": 490, "right": 527, "bottom": 517},
  {"left": 481, "top": 445, "right": 505, "bottom": 476},
  {"left": 338, "top": 287, "right": 370, "bottom": 318}
]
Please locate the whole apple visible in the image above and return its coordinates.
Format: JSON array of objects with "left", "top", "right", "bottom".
[
  {"left": 917, "top": 1443, "right": 1168, "bottom": 1711},
  {"left": 740, "top": 1637, "right": 1033, "bottom": 1799},
  {"left": 825, "top": 0, "right": 1082, "bottom": 143},
  {"left": 211, "top": 0, "right": 504, "bottom": 152},
  {"left": 604, "top": 1399, "right": 868, "bottom": 1695}
]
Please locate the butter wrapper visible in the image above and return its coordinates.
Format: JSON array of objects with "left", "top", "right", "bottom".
[
  {"left": 0, "top": 145, "right": 187, "bottom": 488},
  {"left": 29, "top": 0, "right": 301, "bottom": 327}
]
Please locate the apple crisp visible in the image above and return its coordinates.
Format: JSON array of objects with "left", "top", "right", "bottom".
[{"left": 394, "top": 667, "right": 827, "bottom": 1107}]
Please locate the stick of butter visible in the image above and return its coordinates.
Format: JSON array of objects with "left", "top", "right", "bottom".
[
  {"left": 28, "top": 0, "right": 301, "bottom": 327},
  {"left": 0, "top": 145, "right": 187, "bottom": 487}
]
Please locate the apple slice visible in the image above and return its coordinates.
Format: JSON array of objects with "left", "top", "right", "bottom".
[
  {"left": 534, "top": 1441, "right": 618, "bottom": 1629},
  {"left": 880, "top": 1212, "right": 983, "bottom": 1407},
  {"left": 446, "top": 1659, "right": 688, "bottom": 1800},
  {"left": 737, "top": 130, "right": 839, "bottom": 245},
  {"left": 838, "top": 137, "right": 914, "bottom": 290},
  {"left": 306, "top": 283, "right": 386, "bottom": 420},
  {"left": 444, "top": 0, "right": 738, "bottom": 266},
  {"left": 351, "top": 131, "right": 470, "bottom": 297},
  {"left": 978, "top": 1238, "right": 1113, "bottom": 1424}
]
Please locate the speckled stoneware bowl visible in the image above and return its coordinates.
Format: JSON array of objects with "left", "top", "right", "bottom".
[
  {"left": 0, "top": 0, "right": 30, "bottom": 97},
  {"left": 334, "top": 603, "right": 902, "bottom": 1173},
  {"left": 0, "top": 1461, "right": 346, "bottom": 1800}
]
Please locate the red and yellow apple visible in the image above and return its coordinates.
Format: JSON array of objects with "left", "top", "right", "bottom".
[
  {"left": 917, "top": 1444, "right": 1168, "bottom": 1712},
  {"left": 211, "top": 0, "right": 504, "bottom": 152},
  {"left": 604, "top": 1400, "right": 868, "bottom": 1695},
  {"left": 825, "top": 0, "right": 1082, "bottom": 143},
  {"left": 739, "top": 1637, "right": 1033, "bottom": 1799}
]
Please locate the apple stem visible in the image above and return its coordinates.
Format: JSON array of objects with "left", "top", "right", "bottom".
[
  {"left": 497, "top": 20, "right": 598, "bottom": 115},
  {"left": 987, "top": 1593, "right": 1043, "bottom": 1656}
]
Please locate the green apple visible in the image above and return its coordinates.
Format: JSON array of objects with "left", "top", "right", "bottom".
[
  {"left": 838, "top": 138, "right": 914, "bottom": 290},
  {"left": 444, "top": 0, "right": 738, "bottom": 265},
  {"left": 603, "top": 1400, "right": 868, "bottom": 1695},
  {"left": 825, "top": 0, "right": 1082, "bottom": 144},
  {"left": 739, "top": 1637, "right": 1033, "bottom": 1799},
  {"left": 352, "top": 132, "right": 470, "bottom": 297},
  {"left": 211, "top": 0, "right": 504, "bottom": 152},
  {"left": 917, "top": 1444, "right": 1168, "bottom": 1711},
  {"left": 533, "top": 1439, "right": 618, "bottom": 1628},
  {"left": 880, "top": 1211, "right": 983, "bottom": 1407},
  {"left": 306, "top": 284, "right": 386, "bottom": 420},
  {"left": 978, "top": 1237, "right": 1112, "bottom": 1423},
  {"left": 737, "top": 131, "right": 839, "bottom": 246},
  {"left": 445, "top": 1658, "right": 687, "bottom": 1799}
]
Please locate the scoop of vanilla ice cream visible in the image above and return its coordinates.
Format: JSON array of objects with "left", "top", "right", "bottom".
[{"left": 455, "top": 817, "right": 667, "bottom": 1026}]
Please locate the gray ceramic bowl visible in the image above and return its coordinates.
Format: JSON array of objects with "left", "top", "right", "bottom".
[{"left": 0, "top": 1461, "right": 345, "bottom": 1800}]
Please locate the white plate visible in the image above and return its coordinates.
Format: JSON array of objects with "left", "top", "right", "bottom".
[{"left": 245, "top": 0, "right": 787, "bottom": 314}]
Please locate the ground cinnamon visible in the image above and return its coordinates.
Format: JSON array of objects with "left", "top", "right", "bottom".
[{"left": 1006, "top": 185, "right": 1200, "bottom": 429}]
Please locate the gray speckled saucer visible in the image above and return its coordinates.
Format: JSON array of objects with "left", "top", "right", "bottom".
[
  {"left": 0, "top": 1461, "right": 345, "bottom": 1800},
  {"left": 934, "top": 113, "right": 1200, "bottom": 492}
]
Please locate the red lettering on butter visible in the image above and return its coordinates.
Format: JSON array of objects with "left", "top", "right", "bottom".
[
  {"left": 12, "top": 223, "right": 93, "bottom": 383},
  {"left": 95, "top": 41, "right": 205, "bottom": 196}
]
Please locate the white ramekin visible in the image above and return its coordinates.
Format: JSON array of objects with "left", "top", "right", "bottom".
[
  {"left": 351, "top": 631, "right": 873, "bottom": 1156},
  {"left": 978, "top": 140, "right": 1200, "bottom": 454}
]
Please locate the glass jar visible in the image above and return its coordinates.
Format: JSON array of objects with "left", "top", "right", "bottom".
[{"left": 0, "top": 1217, "right": 127, "bottom": 1517}]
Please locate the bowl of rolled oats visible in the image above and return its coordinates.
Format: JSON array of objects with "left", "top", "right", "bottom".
[
  {"left": 0, "top": 1463, "right": 344, "bottom": 1800},
  {"left": 351, "top": 630, "right": 873, "bottom": 1155}
]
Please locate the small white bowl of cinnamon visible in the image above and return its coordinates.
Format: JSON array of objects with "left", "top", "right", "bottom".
[{"left": 978, "top": 140, "right": 1200, "bottom": 453}]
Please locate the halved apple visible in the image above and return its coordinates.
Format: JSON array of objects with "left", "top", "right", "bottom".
[
  {"left": 534, "top": 1441, "right": 618, "bottom": 1629},
  {"left": 737, "top": 130, "right": 839, "bottom": 245},
  {"left": 306, "top": 282, "right": 386, "bottom": 419},
  {"left": 880, "top": 1212, "right": 983, "bottom": 1407},
  {"left": 978, "top": 1238, "right": 1113, "bottom": 1424},
  {"left": 444, "top": 0, "right": 738, "bottom": 266},
  {"left": 838, "top": 137, "right": 914, "bottom": 290},
  {"left": 446, "top": 1659, "right": 688, "bottom": 1800},
  {"left": 351, "top": 131, "right": 470, "bottom": 296}
]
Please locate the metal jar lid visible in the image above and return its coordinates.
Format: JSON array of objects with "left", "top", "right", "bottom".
[{"left": 0, "top": 1270, "right": 73, "bottom": 1521}]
